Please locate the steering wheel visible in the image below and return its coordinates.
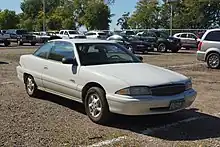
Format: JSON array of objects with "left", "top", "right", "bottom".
[{"left": 109, "top": 55, "right": 122, "bottom": 59}]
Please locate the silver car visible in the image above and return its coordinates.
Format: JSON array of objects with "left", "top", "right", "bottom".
[
  {"left": 197, "top": 29, "right": 220, "bottom": 69},
  {"left": 173, "top": 33, "right": 199, "bottom": 49}
]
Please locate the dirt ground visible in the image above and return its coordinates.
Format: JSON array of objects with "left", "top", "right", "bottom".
[{"left": 1, "top": 45, "right": 220, "bottom": 147}]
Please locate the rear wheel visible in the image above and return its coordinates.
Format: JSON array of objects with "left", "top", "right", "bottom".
[
  {"left": 24, "top": 75, "right": 39, "bottom": 97},
  {"left": 84, "top": 87, "right": 111, "bottom": 124},
  {"left": 207, "top": 53, "right": 220, "bottom": 69},
  {"left": 171, "top": 48, "right": 180, "bottom": 53}
]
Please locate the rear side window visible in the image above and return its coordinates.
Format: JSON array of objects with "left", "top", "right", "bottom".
[
  {"left": 181, "top": 34, "right": 187, "bottom": 38},
  {"left": 205, "top": 31, "right": 220, "bottom": 41}
]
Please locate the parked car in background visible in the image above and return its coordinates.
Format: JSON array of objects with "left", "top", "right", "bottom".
[
  {"left": 107, "top": 34, "right": 154, "bottom": 54},
  {"left": 139, "top": 30, "right": 181, "bottom": 53},
  {"left": 197, "top": 29, "right": 220, "bottom": 69},
  {"left": 120, "top": 30, "right": 136, "bottom": 36},
  {"left": 6, "top": 29, "right": 37, "bottom": 46},
  {"left": 0, "top": 30, "right": 11, "bottom": 46},
  {"left": 57, "top": 30, "right": 86, "bottom": 39},
  {"left": 32, "top": 31, "right": 50, "bottom": 43},
  {"left": 107, "top": 34, "right": 132, "bottom": 51},
  {"left": 85, "top": 31, "right": 108, "bottom": 39},
  {"left": 173, "top": 33, "right": 199, "bottom": 49},
  {"left": 16, "top": 39, "right": 197, "bottom": 124}
]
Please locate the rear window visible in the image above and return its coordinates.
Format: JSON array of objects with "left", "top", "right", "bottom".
[{"left": 205, "top": 31, "right": 220, "bottom": 41}]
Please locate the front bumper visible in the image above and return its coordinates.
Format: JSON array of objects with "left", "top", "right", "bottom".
[
  {"left": 197, "top": 51, "right": 206, "bottom": 61},
  {"left": 107, "top": 89, "right": 197, "bottom": 115}
]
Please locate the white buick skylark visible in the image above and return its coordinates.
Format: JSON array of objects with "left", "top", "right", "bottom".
[{"left": 16, "top": 39, "right": 197, "bottom": 123}]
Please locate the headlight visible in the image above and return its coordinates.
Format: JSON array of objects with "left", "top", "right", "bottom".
[
  {"left": 185, "top": 80, "right": 192, "bottom": 90},
  {"left": 115, "top": 86, "right": 152, "bottom": 96},
  {"left": 167, "top": 39, "right": 174, "bottom": 42}
]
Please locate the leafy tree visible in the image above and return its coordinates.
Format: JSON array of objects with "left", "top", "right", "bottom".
[
  {"left": 0, "top": 9, "right": 19, "bottom": 29},
  {"left": 128, "top": 0, "right": 160, "bottom": 29},
  {"left": 117, "top": 12, "right": 130, "bottom": 30},
  {"left": 80, "top": 0, "right": 112, "bottom": 30}
]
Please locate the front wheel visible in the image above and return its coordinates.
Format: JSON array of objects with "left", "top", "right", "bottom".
[
  {"left": 4, "top": 41, "right": 10, "bottom": 47},
  {"left": 24, "top": 75, "right": 39, "bottom": 97},
  {"left": 157, "top": 43, "right": 167, "bottom": 52},
  {"left": 207, "top": 53, "right": 220, "bottom": 69},
  {"left": 31, "top": 42, "right": 36, "bottom": 46},
  {"left": 85, "top": 87, "right": 111, "bottom": 124}
]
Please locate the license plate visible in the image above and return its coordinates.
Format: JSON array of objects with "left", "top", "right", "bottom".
[
  {"left": 137, "top": 45, "right": 145, "bottom": 47},
  {"left": 169, "top": 99, "right": 185, "bottom": 110}
]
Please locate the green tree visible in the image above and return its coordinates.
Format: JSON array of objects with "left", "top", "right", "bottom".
[
  {"left": 79, "top": 0, "right": 112, "bottom": 30},
  {"left": 0, "top": 9, "right": 19, "bottom": 29},
  {"left": 128, "top": 0, "right": 160, "bottom": 29}
]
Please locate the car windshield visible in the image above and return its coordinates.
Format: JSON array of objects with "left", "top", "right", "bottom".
[
  {"left": 69, "top": 31, "right": 79, "bottom": 34},
  {"left": 76, "top": 43, "right": 141, "bottom": 66}
]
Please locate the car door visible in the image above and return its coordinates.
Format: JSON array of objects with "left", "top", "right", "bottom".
[
  {"left": 42, "top": 41, "right": 81, "bottom": 99},
  {"left": 180, "top": 33, "right": 188, "bottom": 46},
  {"left": 30, "top": 42, "right": 54, "bottom": 88},
  {"left": 187, "top": 33, "right": 198, "bottom": 48}
]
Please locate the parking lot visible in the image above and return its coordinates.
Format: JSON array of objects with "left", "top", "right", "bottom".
[{"left": 1, "top": 45, "right": 220, "bottom": 147}]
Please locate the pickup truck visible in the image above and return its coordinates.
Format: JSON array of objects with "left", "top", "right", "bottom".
[
  {"left": 6, "top": 29, "right": 37, "bottom": 46},
  {"left": 0, "top": 30, "right": 11, "bottom": 46},
  {"left": 57, "top": 30, "right": 86, "bottom": 39}
]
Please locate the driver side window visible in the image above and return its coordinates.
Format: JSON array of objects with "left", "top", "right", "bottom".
[
  {"left": 48, "top": 41, "right": 75, "bottom": 62},
  {"left": 33, "top": 42, "right": 54, "bottom": 59}
]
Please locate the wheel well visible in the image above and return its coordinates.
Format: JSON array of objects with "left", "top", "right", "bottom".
[
  {"left": 23, "top": 73, "right": 31, "bottom": 83},
  {"left": 81, "top": 82, "right": 105, "bottom": 103},
  {"left": 205, "top": 51, "right": 220, "bottom": 61}
]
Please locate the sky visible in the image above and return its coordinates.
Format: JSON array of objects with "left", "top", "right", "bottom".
[{"left": 0, "top": 0, "right": 138, "bottom": 30}]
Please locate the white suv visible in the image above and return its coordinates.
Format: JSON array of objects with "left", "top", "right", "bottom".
[{"left": 197, "top": 29, "right": 220, "bottom": 69}]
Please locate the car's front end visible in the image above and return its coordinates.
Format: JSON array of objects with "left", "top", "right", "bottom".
[
  {"left": 166, "top": 37, "right": 182, "bottom": 51},
  {"left": 107, "top": 80, "right": 196, "bottom": 115}
]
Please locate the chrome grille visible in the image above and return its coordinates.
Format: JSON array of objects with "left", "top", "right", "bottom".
[{"left": 150, "top": 84, "right": 185, "bottom": 96}]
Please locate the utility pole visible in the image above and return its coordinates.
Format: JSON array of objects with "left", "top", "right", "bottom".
[
  {"left": 43, "top": 0, "right": 46, "bottom": 32},
  {"left": 170, "top": 3, "right": 173, "bottom": 36}
]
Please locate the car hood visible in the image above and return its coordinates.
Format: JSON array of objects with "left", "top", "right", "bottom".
[{"left": 86, "top": 63, "right": 188, "bottom": 87}]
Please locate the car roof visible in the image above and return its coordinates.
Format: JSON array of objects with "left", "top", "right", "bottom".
[{"left": 50, "top": 39, "right": 114, "bottom": 44}]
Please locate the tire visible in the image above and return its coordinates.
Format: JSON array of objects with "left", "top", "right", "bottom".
[
  {"left": 18, "top": 40, "right": 23, "bottom": 46},
  {"left": 157, "top": 43, "right": 167, "bottom": 52},
  {"left": 24, "top": 75, "right": 39, "bottom": 97},
  {"left": 84, "top": 87, "right": 110, "bottom": 124},
  {"left": 207, "top": 53, "right": 220, "bottom": 69},
  {"left": 171, "top": 48, "right": 180, "bottom": 53},
  {"left": 4, "top": 41, "right": 10, "bottom": 47},
  {"left": 31, "top": 42, "right": 36, "bottom": 46}
]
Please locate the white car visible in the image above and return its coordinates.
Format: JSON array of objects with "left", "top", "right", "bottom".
[
  {"left": 85, "top": 31, "right": 107, "bottom": 39},
  {"left": 173, "top": 33, "right": 199, "bottom": 49},
  {"left": 16, "top": 39, "right": 197, "bottom": 123},
  {"left": 57, "top": 30, "right": 86, "bottom": 39}
]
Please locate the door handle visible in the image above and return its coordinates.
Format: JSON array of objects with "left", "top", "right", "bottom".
[{"left": 44, "top": 66, "right": 48, "bottom": 69}]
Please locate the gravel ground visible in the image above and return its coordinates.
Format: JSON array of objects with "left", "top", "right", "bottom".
[{"left": 1, "top": 47, "right": 220, "bottom": 147}]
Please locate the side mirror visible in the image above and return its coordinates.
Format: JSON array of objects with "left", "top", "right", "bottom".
[
  {"left": 136, "top": 56, "right": 143, "bottom": 61},
  {"left": 62, "top": 57, "right": 78, "bottom": 65}
]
